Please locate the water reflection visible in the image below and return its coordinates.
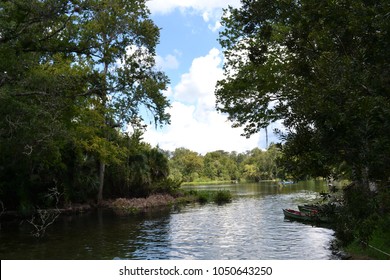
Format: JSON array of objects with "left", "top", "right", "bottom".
[
  {"left": 165, "top": 196, "right": 333, "bottom": 260},
  {"left": 0, "top": 181, "right": 336, "bottom": 259}
]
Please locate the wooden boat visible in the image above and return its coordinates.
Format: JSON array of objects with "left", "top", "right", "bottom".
[
  {"left": 283, "top": 208, "right": 329, "bottom": 223},
  {"left": 283, "top": 209, "right": 314, "bottom": 222}
]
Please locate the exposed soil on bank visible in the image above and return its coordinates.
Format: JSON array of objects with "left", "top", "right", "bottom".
[
  {"left": 0, "top": 194, "right": 185, "bottom": 221},
  {"left": 102, "top": 194, "right": 178, "bottom": 214}
]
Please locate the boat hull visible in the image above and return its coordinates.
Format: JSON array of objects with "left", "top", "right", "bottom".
[
  {"left": 283, "top": 208, "right": 329, "bottom": 223},
  {"left": 283, "top": 209, "right": 313, "bottom": 222}
]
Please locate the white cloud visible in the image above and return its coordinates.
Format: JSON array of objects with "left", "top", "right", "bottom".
[
  {"left": 208, "top": 20, "right": 222, "bottom": 32},
  {"left": 143, "top": 48, "right": 261, "bottom": 154},
  {"left": 147, "top": 0, "right": 241, "bottom": 15},
  {"left": 174, "top": 48, "right": 222, "bottom": 104},
  {"left": 202, "top": 11, "right": 222, "bottom": 32},
  {"left": 202, "top": 11, "right": 210, "bottom": 22},
  {"left": 144, "top": 101, "right": 260, "bottom": 154},
  {"left": 142, "top": 1, "right": 284, "bottom": 152},
  {"left": 155, "top": 53, "right": 180, "bottom": 70},
  {"left": 148, "top": 0, "right": 241, "bottom": 32}
]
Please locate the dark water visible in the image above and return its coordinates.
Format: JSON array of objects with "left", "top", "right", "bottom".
[{"left": 0, "top": 181, "right": 337, "bottom": 260}]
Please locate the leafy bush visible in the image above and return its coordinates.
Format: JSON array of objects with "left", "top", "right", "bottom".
[
  {"left": 183, "top": 189, "right": 233, "bottom": 204},
  {"left": 213, "top": 190, "right": 233, "bottom": 204},
  {"left": 196, "top": 191, "right": 211, "bottom": 204}
]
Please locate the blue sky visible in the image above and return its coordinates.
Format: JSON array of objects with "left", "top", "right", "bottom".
[{"left": 141, "top": 0, "right": 281, "bottom": 154}]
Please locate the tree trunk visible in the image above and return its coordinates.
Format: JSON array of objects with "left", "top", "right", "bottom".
[
  {"left": 97, "top": 56, "right": 109, "bottom": 205},
  {"left": 97, "top": 161, "right": 105, "bottom": 204}
]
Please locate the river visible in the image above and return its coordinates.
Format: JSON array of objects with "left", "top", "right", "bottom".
[{"left": 0, "top": 181, "right": 337, "bottom": 259}]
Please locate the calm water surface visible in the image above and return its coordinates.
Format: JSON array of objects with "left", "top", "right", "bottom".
[{"left": 0, "top": 181, "right": 337, "bottom": 259}]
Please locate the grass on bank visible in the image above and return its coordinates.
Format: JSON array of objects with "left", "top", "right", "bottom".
[
  {"left": 345, "top": 227, "right": 390, "bottom": 260},
  {"left": 180, "top": 179, "right": 299, "bottom": 186},
  {"left": 181, "top": 180, "right": 234, "bottom": 186}
]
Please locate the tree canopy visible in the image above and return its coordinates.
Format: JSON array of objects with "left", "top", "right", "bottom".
[
  {"left": 0, "top": 0, "right": 171, "bottom": 210},
  {"left": 216, "top": 0, "right": 390, "bottom": 184},
  {"left": 216, "top": 0, "right": 390, "bottom": 246}
]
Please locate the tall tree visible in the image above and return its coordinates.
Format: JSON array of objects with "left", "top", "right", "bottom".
[
  {"left": 216, "top": 0, "right": 390, "bottom": 185},
  {"left": 216, "top": 0, "right": 390, "bottom": 245},
  {"left": 0, "top": 0, "right": 170, "bottom": 208},
  {"left": 0, "top": 0, "right": 91, "bottom": 210},
  {"left": 76, "top": 0, "right": 170, "bottom": 203},
  {"left": 78, "top": 0, "right": 170, "bottom": 125}
]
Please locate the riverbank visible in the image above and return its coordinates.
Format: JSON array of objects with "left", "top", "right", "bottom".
[
  {"left": 181, "top": 180, "right": 234, "bottom": 186},
  {"left": 181, "top": 179, "right": 284, "bottom": 186},
  {"left": 0, "top": 203, "right": 93, "bottom": 221},
  {"left": 0, "top": 189, "right": 234, "bottom": 222},
  {"left": 104, "top": 190, "right": 233, "bottom": 214},
  {"left": 343, "top": 228, "right": 390, "bottom": 260},
  {"left": 103, "top": 194, "right": 178, "bottom": 214}
]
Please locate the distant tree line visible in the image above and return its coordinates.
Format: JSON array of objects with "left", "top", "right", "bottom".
[{"left": 167, "top": 144, "right": 286, "bottom": 183}]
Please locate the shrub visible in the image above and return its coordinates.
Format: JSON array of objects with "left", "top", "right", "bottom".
[
  {"left": 196, "top": 191, "right": 211, "bottom": 204},
  {"left": 213, "top": 190, "right": 232, "bottom": 204},
  {"left": 186, "top": 189, "right": 233, "bottom": 204}
]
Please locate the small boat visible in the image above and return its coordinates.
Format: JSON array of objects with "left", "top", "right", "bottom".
[
  {"left": 282, "top": 209, "right": 314, "bottom": 222},
  {"left": 283, "top": 208, "right": 329, "bottom": 223}
]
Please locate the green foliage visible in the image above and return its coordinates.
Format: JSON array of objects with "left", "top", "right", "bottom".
[
  {"left": 167, "top": 145, "right": 285, "bottom": 183},
  {"left": 335, "top": 182, "right": 390, "bottom": 247},
  {"left": 203, "top": 150, "right": 237, "bottom": 181},
  {"left": 151, "top": 177, "right": 182, "bottom": 196},
  {"left": 216, "top": 0, "right": 390, "bottom": 183},
  {"left": 103, "top": 132, "right": 172, "bottom": 198},
  {"left": 240, "top": 144, "right": 283, "bottom": 182},
  {"left": 196, "top": 191, "right": 211, "bottom": 204},
  {"left": 346, "top": 228, "right": 390, "bottom": 260},
  {"left": 169, "top": 148, "right": 204, "bottom": 182},
  {"left": 216, "top": 0, "right": 390, "bottom": 247},
  {"left": 185, "top": 189, "right": 233, "bottom": 205},
  {"left": 0, "top": 0, "right": 170, "bottom": 210},
  {"left": 213, "top": 190, "right": 233, "bottom": 204}
]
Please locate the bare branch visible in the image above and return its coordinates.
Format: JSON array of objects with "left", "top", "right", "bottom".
[{"left": 27, "top": 186, "right": 62, "bottom": 238}]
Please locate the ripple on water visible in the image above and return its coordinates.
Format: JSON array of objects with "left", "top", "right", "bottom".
[{"left": 0, "top": 182, "right": 335, "bottom": 259}]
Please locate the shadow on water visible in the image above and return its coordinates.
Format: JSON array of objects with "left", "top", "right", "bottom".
[{"left": 0, "top": 181, "right": 337, "bottom": 259}]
